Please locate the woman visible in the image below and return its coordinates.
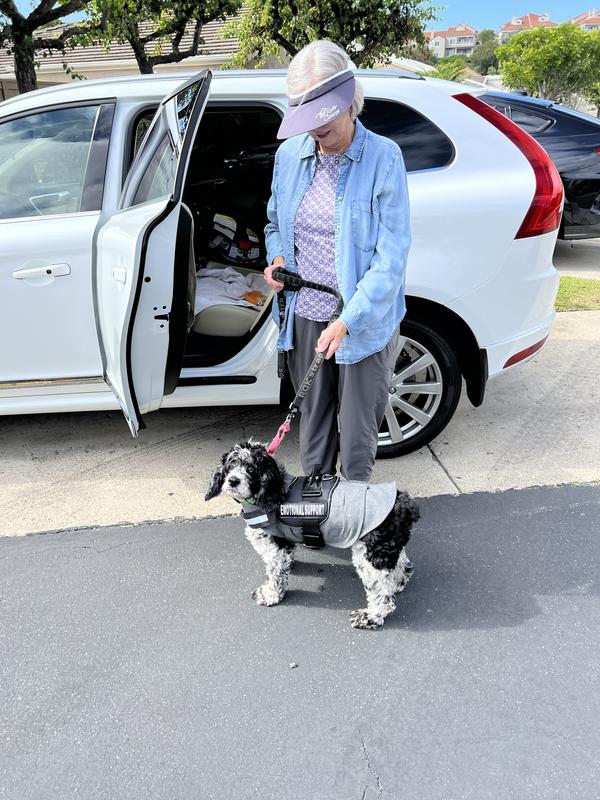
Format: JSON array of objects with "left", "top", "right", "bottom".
[{"left": 264, "top": 40, "right": 411, "bottom": 482}]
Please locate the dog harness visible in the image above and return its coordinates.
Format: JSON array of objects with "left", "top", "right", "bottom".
[{"left": 240, "top": 471, "right": 397, "bottom": 549}]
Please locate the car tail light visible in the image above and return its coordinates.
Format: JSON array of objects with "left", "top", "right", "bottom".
[
  {"left": 503, "top": 336, "right": 548, "bottom": 368},
  {"left": 453, "top": 93, "right": 564, "bottom": 239},
  {"left": 594, "top": 145, "right": 600, "bottom": 156}
]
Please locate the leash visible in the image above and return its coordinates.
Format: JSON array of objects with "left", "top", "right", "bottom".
[{"left": 267, "top": 267, "right": 343, "bottom": 456}]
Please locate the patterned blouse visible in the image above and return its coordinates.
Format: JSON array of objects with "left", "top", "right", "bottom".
[{"left": 293, "top": 150, "right": 341, "bottom": 321}]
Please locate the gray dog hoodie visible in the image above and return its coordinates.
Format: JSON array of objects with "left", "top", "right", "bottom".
[{"left": 240, "top": 471, "right": 397, "bottom": 549}]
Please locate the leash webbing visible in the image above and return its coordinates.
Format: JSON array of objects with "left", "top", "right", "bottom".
[{"left": 267, "top": 268, "right": 344, "bottom": 456}]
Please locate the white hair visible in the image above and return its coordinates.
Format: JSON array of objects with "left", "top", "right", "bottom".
[{"left": 286, "top": 40, "right": 364, "bottom": 120}]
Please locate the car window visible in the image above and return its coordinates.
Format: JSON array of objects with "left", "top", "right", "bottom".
[
  {"left": 509, "top": 107, "right": 554, "bottom": 134},
  {"left": 131, "top": 134, "right": 177, "bottom": 206},
  {"left": 0, "top": 106, "right": 101, "bottom": 220},
  {"left": 360, "top": 99, "right": 454, "bottom": 171},
  {"left": 489, "top": 102, "right": 509, "bottom": 117},
  {"left": 132, "top": 112, "right": 154, "bottom": 159},
  {"left": 125, "top": 80, "right": 207, "bottom": 207}
]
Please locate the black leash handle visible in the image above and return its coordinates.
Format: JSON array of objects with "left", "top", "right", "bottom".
[
  {"left": 271, "top": 267, "right": 344, "bottom": 412},
  {"left": 272, "top": 267, "right": 343, "bottom": 309}
]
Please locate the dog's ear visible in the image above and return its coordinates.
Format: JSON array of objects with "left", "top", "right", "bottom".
[
  {"left": 204, "top": 451, "right": 229, "bottom": 501},
  {"left": 399, "top": 493, "right": 420, "bottom": 527},
  {"left": 254, "top": 446, "right": 284, "bottom": 510}
]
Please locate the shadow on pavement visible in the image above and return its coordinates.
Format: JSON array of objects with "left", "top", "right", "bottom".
[{"left": 277, "top": 484, "right": 600, "bottom": 634}]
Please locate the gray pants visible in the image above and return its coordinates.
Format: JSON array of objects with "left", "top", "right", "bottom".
[{"left": 287, "top": 314, "right": 400, "bottom": 482}]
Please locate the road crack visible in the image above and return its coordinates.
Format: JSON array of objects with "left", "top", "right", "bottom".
[
  {"left": 359, "top": 729, "right": 383, "bottom": 797},
  {"left": 427, "top": 444, "right": 463, "bottom": 493}
]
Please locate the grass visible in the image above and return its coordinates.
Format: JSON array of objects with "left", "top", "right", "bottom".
[{"left": 556, "top": 276, "right": 600, "bottom": 311}]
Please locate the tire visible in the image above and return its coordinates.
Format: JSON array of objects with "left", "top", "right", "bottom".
[{"left": 376, "top": 318, "right": 462, "bottom": 459}]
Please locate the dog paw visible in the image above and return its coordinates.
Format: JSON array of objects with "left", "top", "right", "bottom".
[
  {"left": 349, "top": 609, "right": 382, "bottom": 630},
  {"left": 251, "top": 584, "right": 283, "bottom": 606}
]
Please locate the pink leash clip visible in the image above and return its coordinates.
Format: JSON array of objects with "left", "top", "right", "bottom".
[{"left": 267, "top": 417, "right": 292, "bottom": 456}]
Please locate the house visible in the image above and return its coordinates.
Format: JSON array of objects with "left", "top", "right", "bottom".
[
  {"left": 570, "top": 8, "right": 600, "bottom": 30},
  {"left": 0, "top": 11, "right": 271, "bottom": 100},
  {"left": 424, "top": 23, "right": 477, "bottom": 58},
  {"left": 497, "top": 12, "right": 558, "bottom": 43},
  {"left": 423, "top": 31, "right": 447, "bottom": 59}
]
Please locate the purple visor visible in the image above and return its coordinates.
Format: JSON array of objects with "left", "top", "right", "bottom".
[{"left": 277, "top": 69, "right": 356, "bottom": 139}]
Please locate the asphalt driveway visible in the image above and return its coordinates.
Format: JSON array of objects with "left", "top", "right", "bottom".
[{"left": 1, "top": 483, "right": 599, "bottom": 799}]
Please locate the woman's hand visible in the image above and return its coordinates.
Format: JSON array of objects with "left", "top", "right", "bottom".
[
  {"left": 316, "top": 319, "right": 348, "bottom": 360},
  {"left": 264, "top": 258, "right": 285, "bottom": 292}
]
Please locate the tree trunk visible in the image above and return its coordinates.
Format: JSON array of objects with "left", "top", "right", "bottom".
[
  {"left": 11, "top": 28, "right": 38, "bottom": 93},
  {"left": 136, "top": 58, "right": 154, "bottom": 74},
  {"left": 127, "top": 26, "right": 154, "bottom": 74}
]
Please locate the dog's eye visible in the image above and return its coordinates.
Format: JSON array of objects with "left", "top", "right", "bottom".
[{"left": 245, "top": 465, "right": 260, "bottom": 484}]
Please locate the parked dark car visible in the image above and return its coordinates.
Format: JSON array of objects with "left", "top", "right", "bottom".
[{"left": 481, "top": 91, "right": 600, "bottom": 239}]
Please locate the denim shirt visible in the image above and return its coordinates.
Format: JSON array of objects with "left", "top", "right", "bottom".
[{"left": 264, "top": 117, "right": 412, "bottom": 365}]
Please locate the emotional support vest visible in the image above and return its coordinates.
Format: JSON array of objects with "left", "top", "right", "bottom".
[{"left": 241, "top": 472, "right": 397, "bottom": 549}]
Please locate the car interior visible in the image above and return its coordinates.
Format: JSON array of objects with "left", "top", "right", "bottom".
[
  {"left": 132, "top": 103, "right": 281, "bottom": 369},
  {"left": 182, "top": 104, "right": 281, "bottom": 367}
]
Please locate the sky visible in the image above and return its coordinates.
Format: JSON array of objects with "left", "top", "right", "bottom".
[{"left": 426, "top": 1, "right": 596, "bottom": 31}]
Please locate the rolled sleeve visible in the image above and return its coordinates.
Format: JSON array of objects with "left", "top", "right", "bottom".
[{"left": 340, "top": 148, "right": 411, "bottom": 335}]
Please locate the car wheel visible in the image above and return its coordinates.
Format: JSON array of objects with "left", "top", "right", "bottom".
[{"left": 376, "top": 319, "right": 462, "bottom": 458}]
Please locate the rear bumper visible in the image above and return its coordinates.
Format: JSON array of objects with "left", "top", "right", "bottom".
[
  {"left": 447, "top": 231, "right": 560, "bottom": 381},
  {"left": 484, "top": 311, "right": 556, "bottom": 377}
]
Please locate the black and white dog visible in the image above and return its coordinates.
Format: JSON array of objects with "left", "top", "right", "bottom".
[{"left": 205, "top": 441, "right": 420, "bottom": 630}]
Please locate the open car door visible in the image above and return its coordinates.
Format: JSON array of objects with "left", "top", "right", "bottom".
[{"left": 93, "top": 72, "right": 211, "bottom": 435}]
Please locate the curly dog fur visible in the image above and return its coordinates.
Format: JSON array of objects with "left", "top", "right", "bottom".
[{"left": 205, "top": 441, "right": 420, "bottom": 629}]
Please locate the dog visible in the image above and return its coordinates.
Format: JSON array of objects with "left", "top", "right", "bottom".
[{"left": 205, "top": 441, "right": 420, "bottom": 630}]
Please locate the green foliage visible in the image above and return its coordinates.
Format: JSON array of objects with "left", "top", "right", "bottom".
[
  {"left": 418, "top": 54, "right": 466, "bottom": 81},
  {"left": 470, "top": 28, "right": 498, "bottom": 75},
  {"left": 83, "top": 0, "right": 242, "bottom": 73},
  {"left": 0, "top": 0, "right": 92, "bottom": 92},
  {"left": 497, "top": 23, "right": 600, "bottom": 104},
  {"left": 581, "top": 30, "right": 600, "bottom": 115},
  {"left": 476, "top": 28, "right": 496, "bottom": 45},
  {"left": 398, "top": 40, "right": 438, "bottom": 66},
  {"left": 582, "top": 80, "right": 600, "bottom": 116},
  {"left": 221, "top": 0, "right": 442, "bottom": 69}
]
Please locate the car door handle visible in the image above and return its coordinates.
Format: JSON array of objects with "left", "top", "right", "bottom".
[{"left": 12, "top": 263, "right": 71, "bottom": 280}]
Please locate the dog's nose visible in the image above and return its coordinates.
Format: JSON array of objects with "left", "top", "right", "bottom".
[{"left": 228, "top": 476, "right": 240, "bottom": 487}]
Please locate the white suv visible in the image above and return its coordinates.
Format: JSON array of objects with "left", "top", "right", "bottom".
[{"left": 0, "top": 69, "right": 562, "bottom": 457}]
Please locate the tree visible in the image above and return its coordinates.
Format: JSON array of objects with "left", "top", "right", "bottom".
[
  {"left": 222, "top": 0, "right": 441, "bottom": 69},
  {"left": 497, "top": 23, "right": 600, "bottom": 105},
  {"left": 84, "top": 0, "right": 241, "bottom": 74},
  {"left": 418, "top": 54, "right": 466, "bottom": 82},
  {"left": 470, "top": 28, "right": 497, "bottom": 75},
  {"left": 581, "top": 30, "right": 600, "bottom": 116},
  {"left": 583, "top": 81, "right": 600, "bottom": 116},
  {"left": 398, "top": 40, "right": 438, "bottom": 66},
  {"left": 0, "top": 0, "right": 93, "bottom": 93}
]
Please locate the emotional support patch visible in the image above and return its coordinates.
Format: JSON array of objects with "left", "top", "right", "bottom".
[{"left": 279, "top": 502, "right": 326, "bottom": 516}]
